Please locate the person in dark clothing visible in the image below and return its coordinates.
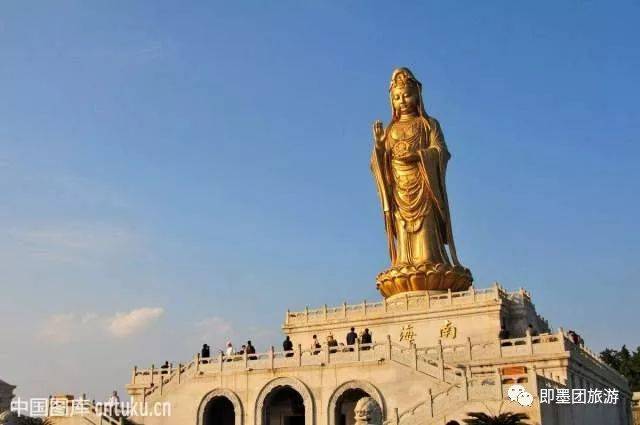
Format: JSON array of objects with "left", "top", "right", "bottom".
[
  {"left": 498, "top": 325, "right": 510, "bottom": 340},
  {"left": 346, "top": 327, "right": 358, "bottom": 351},
  {"left": 201, "top": 344, "right": 210, "bottom": 359},
  {"left": 246, "top": 340, "right": 257, "bottom": 360},
  {"left": 311, "top": 335, "right": 321, "bottom": 355},
  {"left": 283, "top": 336, "right": 294, "bottom": 357},
  {"left": 326, "top": 333, "right": 338, "bottom": 353},
  {"left": 360, "top": 328, "right": 372, "bottom": 350},
  {"left": 160, "top": 361, "right": 169, "bottom": 374}
]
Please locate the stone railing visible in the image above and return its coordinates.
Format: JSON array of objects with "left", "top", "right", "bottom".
[
  {"left": 414, "top": 330, "right": 566, "bottom": 364},
  {"left": 46, "top": 397, "right": 122, "bottom": 425},
  {"left": 504, "top": 288, "right": 553, "bottom": 331},
  {"left": 562, "top": 332, "right": 629, "bottom": 390},
  {"left": 386, "top": 367, "right": 539, "bottom": 425},
  {"left": 285, "top": 284, "right": 510, "bottom": 326},
  {"left": 132, "top": 337, "right": 467, "bottom": 400}
]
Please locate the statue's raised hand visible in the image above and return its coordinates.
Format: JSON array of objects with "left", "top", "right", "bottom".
[{"left": 373, "top": 120, "right": 385, "bottom": 149}]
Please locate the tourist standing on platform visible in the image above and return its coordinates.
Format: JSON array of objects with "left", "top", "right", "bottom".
[
  {"left": 327, "top": 333, "right": 338, "bottom": 353},
  {"left": 311, "top": 335, "right": 321, "bottom": 355},
  {"left": 106, "top": 390, "right": 120, "bottom": 417},
  {"left": 201, "top": 344, "right": 210, "bottom": 358},
  {"left": 346, "top": 327, "right": 358, "bottom": 350},
  {"left": 361, "top": 329, "right": 372, "bottom": 349},
  {"left": 283, "top": 336, "right": 294, "bottom": 357},
  {"left": 246, "top": 340, "right": 257, "bottom": 359},
  {"left": 224, "top": 341, "right": 235, "bottom": 357}
]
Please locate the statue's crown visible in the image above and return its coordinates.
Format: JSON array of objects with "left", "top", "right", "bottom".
[{"left": 390, "top": 67, "right": 420, "bottom": 91}]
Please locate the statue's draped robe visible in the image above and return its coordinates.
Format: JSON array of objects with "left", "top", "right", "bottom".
[{"left": 371, "top": 115, "right": 460, "bottom": 268}]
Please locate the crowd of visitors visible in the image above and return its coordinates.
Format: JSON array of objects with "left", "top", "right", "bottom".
[{"left": 198, "top": 328, "right": 375, "bottom": 361}]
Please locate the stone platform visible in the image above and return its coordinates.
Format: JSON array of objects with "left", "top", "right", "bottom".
[{"left": 120, "top": 284, "right": 633, "bottom": 425}]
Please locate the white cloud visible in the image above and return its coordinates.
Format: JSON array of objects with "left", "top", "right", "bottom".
[
  {"left": 38, "top": 312, "right": 100, "bottom": 344},
  {"left": 107, "top": 307, "right": 164, "bottom": 338},
  {"left": 38, "top": 307, "right": 164, "bottom": 343}
]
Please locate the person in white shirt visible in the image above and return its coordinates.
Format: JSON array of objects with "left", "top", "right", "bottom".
[
  {"left": 225, "top": 341, "right": 234, "bottom": 357},
  {"left": 106, "top": 390, "right": 120, "bottom": 416}
]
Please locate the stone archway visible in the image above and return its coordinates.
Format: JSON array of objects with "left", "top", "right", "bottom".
[
  {"left": 328, "top": 381, "right": 385, "bottom": 425},
  {"left": 197, "top": 388, "right": 244, "bottom": 425},
  {"left": 255, "top": 377, "right": 315, "bottom": 425}
]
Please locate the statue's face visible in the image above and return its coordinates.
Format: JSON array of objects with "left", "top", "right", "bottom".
[{"left": 392, "top": 85, "right": 419, "bottom": 116}]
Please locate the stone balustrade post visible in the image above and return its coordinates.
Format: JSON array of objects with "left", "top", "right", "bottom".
[
  {"left": 131, "top": 366, "right": 137, "bottom": 384},
  {"left": 495, "top": 368, "right": 503, "bottom": 399},
  {"left": 195, "top": 353, "right": 201, "bottom": 373},
  {"left": 470, "top": 285, "right": 476, "bottom": 302},
  {"left": 363, "top": 300, "right": 367, "bottom": 316},
  {"left": 526, "top": 328, "right": 534, "bottom": 355},
  {"left": 177, "top": 363, "right": 182, "bottom": 384},
  {"left": 425, "top": 388, "right": 433, "bottom": 418},
  {"left": 270, "top": 346, "right": 275, "bottom": 370},
  {"left": 437, "top": 338, "right": 444, "bottom": 361},
  {"left": 325, "top": 343, "right": 330, "bottom": 364},
  {"left": 463, "top": 373, "right": 469, "bottom": 401},
  {"left": 355, "top": 338, "right": 360, "bottom": 361},
  {"left": 150, "top": 364, "right": 155, "bottom": 386},
  {"left": 528, "top": 365, "right": 538, "bottom": 394},
  {"left": 492, "top": 281, "right": 499, "bottom": 294},
  {"left": 305, "top": 306, "right": 309, "bottom": 323},
  {"left": 383, "top": 297, "right": 388, "bottom": 313},
  {"left": 557, "top": 327, "right": 567, "bottom": 350},
  {"left": 243, "top": 350, "right": 248, "bottom": 368},
  {"left": 447, "top": 288, "right": 453, "bottom": 305},
  {"left": 323, "top": 304, "right": 328, "bottom": 320},
  {"left": 412, "top": 344, "right": 418, "bottom": 370},
  {"left": 219, "top": 351, "right": 224, "bottom": 372},
  {"left": 393, "top": 408, "right": 399, "bottom": 425},
  {"left": 466, "top": 337, "right": 472, "bottom": 361},
  {"left": 386, "top": 334, "right": 392, "bottom": 360},
  {"left": 160, "top": 373, "right": 164, "bottom": 396},
  {"left": 285, "top": 309, "right": 290, "bottom": 325},
  {"left": 404, "top": 293, "right": 409, "bottom": 310},
  {"left": 297, "top": 344, "right": 302, "bottom": 367},
  {"left": 426, "top": 291, "right": 431, "bottom": 309},
  {"left": 438, "top": 358, "right": 445, "bottom": 381}
]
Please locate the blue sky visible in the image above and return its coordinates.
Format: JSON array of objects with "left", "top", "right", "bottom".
[{"left": 1, "top": 1, "right": 638, "bottom": 400}]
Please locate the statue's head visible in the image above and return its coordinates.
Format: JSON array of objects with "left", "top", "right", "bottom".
[
  {"left": 354, "top": 397, "right": 382, "bottom": 425},
  {"left": 389, "top": 67, "right": 427, "bottom": 120}
]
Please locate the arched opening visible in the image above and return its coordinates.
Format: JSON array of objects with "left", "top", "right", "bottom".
[
  {"left": 203, "top": 396, "right": 235, "bottom": 425},
  {"left": 335, "top": 388, "right": 371, "bottom": 425},
  {"left": 263, "top": 385, "right": 306, "bottom": 425}
]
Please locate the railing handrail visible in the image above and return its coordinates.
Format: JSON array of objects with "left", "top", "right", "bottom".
[{"left": 285, "top": 285, "right": 510, "bottom": 324}]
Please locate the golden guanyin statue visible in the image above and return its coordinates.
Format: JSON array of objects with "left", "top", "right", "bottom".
[{"left": 371, "top": 68, "right": 472, "bottom": 297}]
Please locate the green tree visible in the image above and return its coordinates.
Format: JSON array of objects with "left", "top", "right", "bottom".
[
  {"left": 463, "top": 412, "right": 529, "bottom": 424},
  {"left": 600, "top": 345, "right": 640, "bottom": 391}
]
